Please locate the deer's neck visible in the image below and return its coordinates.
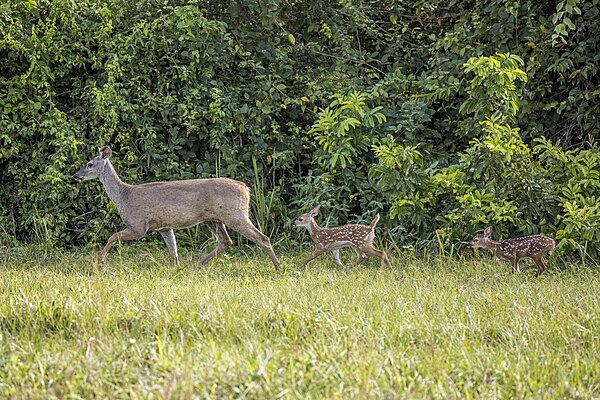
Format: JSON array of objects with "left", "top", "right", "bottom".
[
  {"left": 487, "top": 240, "right": 504, "bottom": 255},
  {"left": 99, "top": 160, "right": 130, "bottom": 204},
  {"left": 306, "top": 219, "right": 322, "bottom": 239}
]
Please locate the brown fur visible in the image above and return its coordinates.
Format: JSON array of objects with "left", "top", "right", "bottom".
[
  {"left": 294, "top": 206, "right": 391, "bottom": 269},
  {"left": 470, "top": 226, "right": 555, "bottom": 276},
  {"left": 74, "top": 146, "right": 280, "bottom": 269}
]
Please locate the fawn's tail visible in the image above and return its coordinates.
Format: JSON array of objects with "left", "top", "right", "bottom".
[
  {"left": 370, "top": 213, "right": 380, "bottom": 229},
  {"left": 548, "top": 238, "right": 556, "bottom": 255}
]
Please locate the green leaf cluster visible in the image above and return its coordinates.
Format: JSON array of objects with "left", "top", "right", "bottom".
[
  {"left": 0, "top": 0, "right": 598, "bottom": 262},
  {"left": 308, "top": 91, "right": 386, "bottom": 169},
  {"left": 371, "top": 53, "right": 600, "bottom": 261}
]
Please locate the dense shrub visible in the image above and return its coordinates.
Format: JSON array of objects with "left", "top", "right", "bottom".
[
  {"left": 1, "top": 0, "right": 598, "bottom": 261},
  {"left": 370, "top": 53, "right": 600, "bottom": 260}
]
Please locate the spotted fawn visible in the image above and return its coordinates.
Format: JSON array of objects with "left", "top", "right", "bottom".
[
  {"left": 294, "top": 206, "right": 391, "bottom": 269},
  {"left": 470, "top": 226, "right": 555, "bottom": 276}
]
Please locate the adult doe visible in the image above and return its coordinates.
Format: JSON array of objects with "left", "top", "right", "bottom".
[
  {"left": 73, "top": 146, "right": 280, "bottom": 269},
  {"left": 469, "top": 226, "right": 555, "bottom": 276},
  {"left": 294, "top": 206, "right": 391, "bottom": 269}
]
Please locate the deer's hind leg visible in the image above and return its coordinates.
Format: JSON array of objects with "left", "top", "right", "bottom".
[
  {"left": 359, "top": 244, "right": 392, "bottom": 268},
  {"left": 518, "top": 262, "right": 538, "bottom": 273},
  {"left": 533, "top": 255, "right": 547, "bottom": 277},
  {"left": 352, "top": 246, "right": 367, "bottom": 267},
  {"left": 198, "top": 222, "right": 233, "bottom": 267},
  {"left": 228, "top": 218, "right": 280, "bottom": 270}
]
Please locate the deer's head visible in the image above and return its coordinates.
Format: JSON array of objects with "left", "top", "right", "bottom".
[
  {"left": 469, "top": 226, "right": 494, "bottom": 249},
  {"left": 294, "top": 206, "right": 320, "bottom": 229},
  {"left": 73, "top": 146, "right": 112, "bottom": 182}
]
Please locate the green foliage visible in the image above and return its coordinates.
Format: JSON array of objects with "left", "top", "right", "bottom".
[
  {"left": 371, "top": 53, "right": 600, "bottom": 261},
  {"left": 251, "top": 156, "right": 283, "bottom": 240},
  {"left": 0, "top": 0, "right": 598, "bottom": 261},
  {"left": 308, "top": 91, "right": 386, "bottom": 169},
  {"left": 552, "top": 0, "right": 583, "bottom": 45},
  {"left": 534, "top": 138, "right": 600, "bottom": 260},
  {"left": 460, "top": 53, "right": 527, "bottom": 123},
  {"left": 1, "top": 0, "right": 311, "bottom": 245}
]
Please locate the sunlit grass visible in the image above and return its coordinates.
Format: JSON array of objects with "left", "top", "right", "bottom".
[{"left": 0, "top": 245, "right": 599, "bottom": 398}]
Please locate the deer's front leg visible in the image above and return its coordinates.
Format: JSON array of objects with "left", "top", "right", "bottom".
[
  {"left": 98, "top": 227, "right": 146, "bottom": 264},
  {"left": 160, "top": 229, "right": 179, "bottom": 266},
  {"left": 331, "top": 249, "right": 348, "bottom": 270},
  {"left": 299, "top": 247, "right": 327, "bottom": 270}
]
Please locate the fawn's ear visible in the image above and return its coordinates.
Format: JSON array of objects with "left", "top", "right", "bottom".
[
  {"left": 483, "top": 226, "right": 493, "bottom": 237},
  {"left": 309, "top": 206, "right": 320, "bottom": 217},
  {"left": 99, "top": 146, "right": 112, "bottom": 159}
]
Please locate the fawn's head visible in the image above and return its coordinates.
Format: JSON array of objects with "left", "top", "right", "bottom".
[
  {"left": 469, "top": 226, "right": 494, "bottom": 249},
  {"left": 73, "top": 146, "right": 112, "bottom": 182},
  {"left": 294, "top": 206, "right": 320, "bottom": 229}
]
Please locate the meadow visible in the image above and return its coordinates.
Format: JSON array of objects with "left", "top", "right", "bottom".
[{"left": 0, "top": 244, "right": 599, "bottom": 399}]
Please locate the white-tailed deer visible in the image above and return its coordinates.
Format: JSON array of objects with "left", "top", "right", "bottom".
[
  {"left": 469, "top": 226, "right": 555, "bottom": 276},
  {"left": 73, "top": 146, "right": 280, "bottom": 269},
  {"left": 293, "top": 206, "right": 391, "bottom": 269}
]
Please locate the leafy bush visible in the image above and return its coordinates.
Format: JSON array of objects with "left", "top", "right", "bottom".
[
  {"left": 371, "top": 53, "right": 600, "bottom": 261},
  {"left": 1, "top": 0, "right": 598, "bottom": 263}
]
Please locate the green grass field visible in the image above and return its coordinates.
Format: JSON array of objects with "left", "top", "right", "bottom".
[{"left": 1, "top": 245, "right": 599, "bottom": 399}]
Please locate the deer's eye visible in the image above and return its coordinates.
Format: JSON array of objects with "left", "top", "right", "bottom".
[
  {"left": 87, "top": 162, "right": 93, "bottom": 168},
  {"left": 298, "top": 217, "right": 304, "bottom": 222}
]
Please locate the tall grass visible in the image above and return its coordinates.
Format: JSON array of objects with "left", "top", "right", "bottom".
[
  {"left": 0, "top": 246, "right": 599, "bottom": 398},
  {"left": 251, "top": 156, "right": 282, "bottom": 241}
]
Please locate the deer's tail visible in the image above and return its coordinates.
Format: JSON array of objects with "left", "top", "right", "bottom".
[{"left": 370, "top": 213, "right": 380, "bottom": 229}]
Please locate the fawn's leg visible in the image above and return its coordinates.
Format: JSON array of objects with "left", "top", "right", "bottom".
[
  {"left": 332, "top": 249, "right": 348, "bottom": 269},
  {"left": 511, "top": 258, "right": 519, "bottom": 273},
  {"left": 198, "top": 222, "right": 233, "bottom": 267},
  {"left": 352, "top": 246, "right": 367, "bottom": 267},
  {"left": 160, "top": 229, "right": 179, "bottom": 265},
  {"left": 385, "top": 253, "right": 392, "bottom": 267},
  {"left": 299, "top": 247, "right": 326, "bottom": 270},
  {"left": 534, "top": 256, "right": 547, "bottom": 277},
  {"left": 380, "top": 248, "right": 392, "bottom": 267},
  {"left": 519, "top": 261, "right": 538, "bottom": 273},
  {"left": 98, "top": 227, "right": 146, "bottom": 264},
  {"left": 360, "top": 245, "right": 392, "bottom": 268}
]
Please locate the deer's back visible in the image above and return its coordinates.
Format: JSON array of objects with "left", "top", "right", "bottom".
[
  {"left": 501, "top": 235, "right": 555, "bottom": 258},
  {"left": 314, "top": 224, "right": 374, "bottom": 246},
  {"left": 120, "top": 178, "right": 251, "bottom": 230}
]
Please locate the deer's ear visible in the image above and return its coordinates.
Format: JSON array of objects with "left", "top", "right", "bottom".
[
  {"left": 310, "top": 206, "right": 320, "bottom": 217},
  {"left": 484, "top": 226, "right": 493, "bottom": 237},
  {"left": 99, "top": 146, "right": 112, "bottom": 159}
]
